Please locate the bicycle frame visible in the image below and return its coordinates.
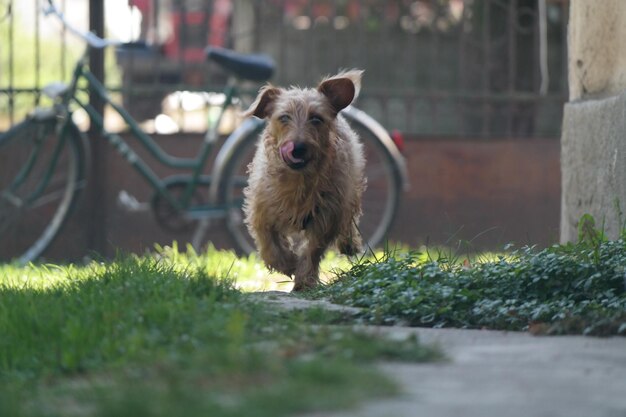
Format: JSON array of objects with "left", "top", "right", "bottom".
[{"left": 58, "top": 46, "right": 239, "bottom": 215}]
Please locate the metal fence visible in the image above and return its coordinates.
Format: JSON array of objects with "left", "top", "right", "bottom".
[{"left": 0, "top": 0, "right": 569, "bottom": 138}]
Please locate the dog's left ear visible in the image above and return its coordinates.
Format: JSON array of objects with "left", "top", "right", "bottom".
[{"left": 318, "top": 69, "right": 363, "bottom": 115}]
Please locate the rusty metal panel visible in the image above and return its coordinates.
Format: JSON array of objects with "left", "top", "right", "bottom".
[{"left": 247, "top": 0, "right": 568, "bottom": 138}]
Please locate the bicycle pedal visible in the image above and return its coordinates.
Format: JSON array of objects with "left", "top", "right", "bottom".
[{"left": 117, "top": 190, "right": 150, "bottom": 212}]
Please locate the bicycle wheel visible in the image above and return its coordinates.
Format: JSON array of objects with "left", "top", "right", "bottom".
[
  {"left": 221, "top": 110, "right": 403, "bottom": 254},
  {"left": 0, "top": 117, "right": 85, "bottom": 264}
]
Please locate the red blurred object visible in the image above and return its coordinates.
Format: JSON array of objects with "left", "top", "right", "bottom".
[
  {"left": 164, "top": 0, "right": 231, "bottom": 63},
  {"left": 391, "top": 129, "right": 405, "bottom": 153},
  {"left": 164, "top": 11, "right": 208, "bottom": 61}
]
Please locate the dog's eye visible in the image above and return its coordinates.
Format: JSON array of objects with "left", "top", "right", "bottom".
[
  {"left": 309, "top": 115, "right": 324, "bottom": 126},
  {"left": 278, "top": 114, "right": 291, "bottom": 124}
]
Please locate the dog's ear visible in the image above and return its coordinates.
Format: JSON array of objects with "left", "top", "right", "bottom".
[
  {"left": 318, "top": 69, "right": 363, "bottom": 115},
  {"left": 245, "top": 85, "right": 281, "bottom": 119}
]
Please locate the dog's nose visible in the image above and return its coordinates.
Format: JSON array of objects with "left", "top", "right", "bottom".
[
  {"left": 291, "top": 142, "right": 307, "bottom": 159},
  {"left": 280, "top": 141, "right": 308, "bottom": 169}
]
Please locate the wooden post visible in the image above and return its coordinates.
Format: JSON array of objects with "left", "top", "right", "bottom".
[{"left": 87, "top": 0, "right": 108, "bottom": 256}]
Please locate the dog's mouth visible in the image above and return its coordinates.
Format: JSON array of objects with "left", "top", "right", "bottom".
[{"left": 280, "top": 141, "right": 308, "bottom": 170}]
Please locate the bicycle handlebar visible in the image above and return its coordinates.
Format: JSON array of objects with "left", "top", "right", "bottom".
[{"left": 43, "top": 0, "right": 121, "bottom": 49}]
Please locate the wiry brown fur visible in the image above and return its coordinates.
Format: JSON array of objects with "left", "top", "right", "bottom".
[{"left": 243, "top": 70, "right": 366, "bottom": 291}]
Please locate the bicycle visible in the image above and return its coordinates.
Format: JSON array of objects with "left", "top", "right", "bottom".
[{"left": 0, "top": 2, "right": 408, "bottom": 264}]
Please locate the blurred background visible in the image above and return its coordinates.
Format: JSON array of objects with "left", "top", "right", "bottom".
[{"left": 0, "top": 0, "right": 569, "bottom": 259}]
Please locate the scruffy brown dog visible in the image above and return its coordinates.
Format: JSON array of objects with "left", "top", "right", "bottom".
[{"left": 243, "top": 70, "right": 366, "bottom": 291}]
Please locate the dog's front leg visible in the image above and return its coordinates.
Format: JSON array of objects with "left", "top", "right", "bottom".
[
  {"left": 292, "top": 244, "right": 325, "bottom": 291},
  {"left": 293, "top": 224, "right": 336, "bottom": 291},
  {"left": 256, "top": 226, "right": 298, "bottom": 277},
  {"left": 337, "top": 218, "right": 363, "bottom": 256}
]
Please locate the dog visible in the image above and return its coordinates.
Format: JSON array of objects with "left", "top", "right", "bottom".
[{"left": 242, "top": 70, "right": 366, "bottom": 291}]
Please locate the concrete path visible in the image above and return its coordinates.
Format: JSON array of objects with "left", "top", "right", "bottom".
[
  {"left": 253, "top": 292, "right": 626, "bottom": 417},
  {"left": 317, "top": 327, "right": 626, "bottom": 417}
]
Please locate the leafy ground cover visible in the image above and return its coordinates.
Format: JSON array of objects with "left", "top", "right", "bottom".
[
  {"left": 0, "top": 248, "right": 440, "bottom": 417},
  {"left": 313, "top": 226, "right": 626, "bottom": 336}
]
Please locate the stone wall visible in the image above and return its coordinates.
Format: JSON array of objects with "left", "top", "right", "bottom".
[{"left": 561, "top": 1, "right": 626, "bottom": 241}]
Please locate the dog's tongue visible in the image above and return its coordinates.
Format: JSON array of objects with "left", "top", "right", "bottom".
[{"left": 280, "top": 141, "right": 304, "bottom": 164}]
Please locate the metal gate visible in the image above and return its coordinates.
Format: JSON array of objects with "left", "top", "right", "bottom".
[{"left": 0, "top": 0, "right": 568, "bottom": 138}]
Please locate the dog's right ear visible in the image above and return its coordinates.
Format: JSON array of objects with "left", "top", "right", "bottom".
[{"left": 244, "top": 85, "right": 281, "bottom": 119}]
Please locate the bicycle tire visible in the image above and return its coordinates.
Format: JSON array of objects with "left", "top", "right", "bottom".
[
  {"left": 220, "top": 110, "right": 403, "bottom": 255},
  {"left": 0, "top": 116, "right": 85, "bottom": 264}
]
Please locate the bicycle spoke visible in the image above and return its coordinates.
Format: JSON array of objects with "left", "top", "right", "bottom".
[
  {"left": 27, "top": 178, "right": 84, "bottom": 209},
  {"left": 1, "top": 190, "right": 24, "bottom": 208}
]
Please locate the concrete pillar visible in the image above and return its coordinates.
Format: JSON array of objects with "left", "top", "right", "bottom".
[{"left": 561, "top": 0, "right": 626, "bottom": 241}]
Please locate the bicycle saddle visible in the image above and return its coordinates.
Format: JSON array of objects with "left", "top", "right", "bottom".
[{"left": 206, "top": 47, "right": 275, "bottom": 82}]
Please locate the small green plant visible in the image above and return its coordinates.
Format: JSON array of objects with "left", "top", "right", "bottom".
[{"left": 577, "top": 213, "right": 606, "bottom": 247}]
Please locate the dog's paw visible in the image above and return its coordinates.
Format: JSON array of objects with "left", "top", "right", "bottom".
[
  {"left": 337, "top": 238, "right": 362, "bottom": 257},
  {"left": 292, "top": 279, "right": 319, "bottom": 292},
  {"left": 267, "top": 257, "right": 298, "bottom": 277}
]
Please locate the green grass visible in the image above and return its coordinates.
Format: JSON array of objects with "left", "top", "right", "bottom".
[
  {"left": 152, "top": 242, "right": 353, "bottom": 292},
  {"left": 313, "top": 231, "right": 626, "bottom": 336},
  {"left": 0, "top": 249, "right": 440, "bottom": 417}
]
